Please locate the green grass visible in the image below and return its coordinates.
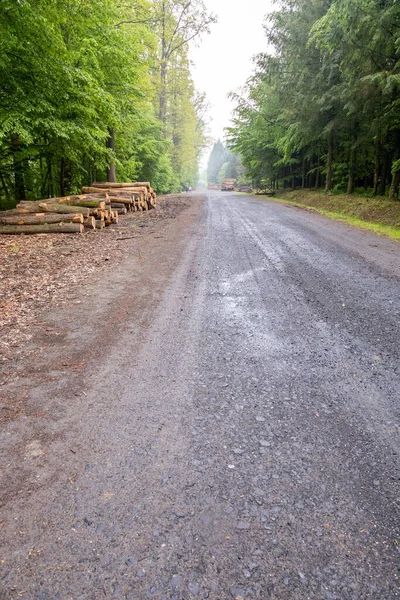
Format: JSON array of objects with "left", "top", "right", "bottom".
[{"left": 250, "top": 189, "right": 400, "bottom": 242}]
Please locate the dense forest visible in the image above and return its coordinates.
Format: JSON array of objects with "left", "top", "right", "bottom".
[
  {"left": 207, "top": 140, "right": 245, "bottom": 184},
  {"left": 0, "top": 0, "right": 215, "bottom": 209},
  {"left": 226, "top": 0, "right": 400, "bottom": 200}
]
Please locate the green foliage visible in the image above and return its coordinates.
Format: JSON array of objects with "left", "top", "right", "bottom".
[
  {"left": 207, "top": 140, "right": 227, "bottom": 183},
  {"left": 227, "top": 0, "right": 400, "bottom": 199},
  {"left": 152, "top": 0, "right": 215, "bottom": 189},
  {"left": 0, "top": 0, "right": 211, "bottom": 207},
  {"left": 207, "top": 141, "right": 245, "bottom": 185}
]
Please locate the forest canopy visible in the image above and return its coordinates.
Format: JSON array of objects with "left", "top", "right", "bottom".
[
  {"left": 226, "top": 0, "right": 400, "bottom": 200},
  {"left": 0, "top": 0, "right": 214, "bottom": 208}
]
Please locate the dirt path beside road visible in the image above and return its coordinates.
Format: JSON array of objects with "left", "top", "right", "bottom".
[{"left": 0, "top": 194, "right": 203, "bottom": 502}]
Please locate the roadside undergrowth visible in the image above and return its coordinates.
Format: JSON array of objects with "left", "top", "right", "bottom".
[{"left": 255, "top": 190, "right": 400, "bottom": 242}]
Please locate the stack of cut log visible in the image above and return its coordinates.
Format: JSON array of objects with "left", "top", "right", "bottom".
[
  {"left": 0, "top": 181, "right": 156, "bottom": 235},
  {"left": 82, "top": 182, "right": 156, "bottom": 213},
  {"left": 0, "top": 194, "right": 119, "bottom": 234},
  {"left": 221, "top": 178, "right": 236, "bottom": 192}
]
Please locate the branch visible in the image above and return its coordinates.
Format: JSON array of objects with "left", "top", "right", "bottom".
[
  {"left": 166, "top": 1, "right": 193, "bottom": 56},
  {"left": 167, "top": 23, "right": 206, "bottom": 57},
  {"left": 115, "top": 18, "right": 154, "bottom": 27}
]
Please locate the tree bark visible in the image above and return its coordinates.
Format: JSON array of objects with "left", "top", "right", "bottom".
[
  {"left": 0, "top": 213, "right": 83, "bottom": 225},
  {"left": 373, "top": 139, "right": 380, "bottom": 195},
  {"left": 106, "top": 128, "right": 117, "bottom": 183},
  {"left": 325, "top": 132, "right": 334, "bottom": 192},
  {"left": 59, "top": 199, "right": 106, "bottom": 209},
  {"left": 389, "top": 166, "right": 400, "bottom": 201},
  {"left": 91, "top": 182, "right": 150, "bottom": 189},
  {"left": 378, "top": 148, "right": 389, "bottom": 196},
  {"left": 107, "top": 196, "right": 133, "bottom": 205},
  {"left": 11, "top": 134, "right": 26, "bottom": 201},
  {"left": 347, "top": 145, "right": 356, "bottom": 194},
  {"left": 315, "top": 156, "right": 320, "bottom": 189},
  {"left": 0, "top": 223, "right": 83, "bottom": 234},
  {"left": 38, "top": 203, "right": 91, "bottom": 216},
  {"left": 159, "top": 2, "right": 167, "bottom": 125},
  {"left": 0, "top": 171, "right": 10, "bottom": 199}
]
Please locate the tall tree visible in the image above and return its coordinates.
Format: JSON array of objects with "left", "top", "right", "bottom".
[
  {"left": 153, "top": 0, "right": 216, "bottom": 125},
  {"left": 227, "top": 0, "right": 400, "bottom": 198},
  {"left": 207, "top": 141, "right": 227, "bottom": 183}
]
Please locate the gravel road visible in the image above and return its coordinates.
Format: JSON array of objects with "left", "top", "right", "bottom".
[{"left": 1, "top": 192, "right": 399, "bottom": 599}]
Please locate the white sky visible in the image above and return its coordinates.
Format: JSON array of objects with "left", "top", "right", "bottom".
[{"left": 189, "top": 0, "right": 275, "bottom": 165}]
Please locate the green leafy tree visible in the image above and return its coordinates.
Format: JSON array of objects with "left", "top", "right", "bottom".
[
  {"left": 227, "top": 0, "right": 400, "bottom": 199},
  {"left": 207, "top": 140, "right": 227, "bottom": 183}
]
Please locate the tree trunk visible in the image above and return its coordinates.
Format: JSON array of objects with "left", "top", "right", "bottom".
[
  {"left": 0, "top": 223, "right": 83, "bottom": 234},
  {"left": 58, "top": 198, "right": 106, "bottom": 209},
  {"left": 0, "top": 171, "right": 10, "bottom": 200},
  {"left": 159, "top": 3, "right": 167, "bottom": 125},
  {"left": 106, "top": 128, "right": 116, "bottom": 182},
  {"left": 60, "top": 157, "right": 65, "bottom": 197},
  {"left": 11, "top": 134, "right": 26, "bottom": 201},
  {"left": 378, "top": 148, "right": 389, "bottom": 196},
  {"left": 301, "top": 153, "right": 306, "bottom": 189},
  {"left": 91, "top": 181, "right": 150, "bottom": 189},
  {"left": 315, "top": 156, "right": 320, "bottom": 189},
  {"left": 60, "top": 157, "right": 73, "bottom": 197},
  {"left": 347, "top": 145, "right": 356, "bottom": 194},
  {"left": 389, "top": 166, "right": 400, "bottom": 201},
  {"left": 159, "top": 61, "right": 167, "bottom": 124},
  {"left": 373, "top": 139, "right": 380, "bottom": 195},
  {"left": 325, "top": 133, "right": 334, "bottom": 192},
  {"left": 38, "top": 202, "right": 91, "bottom": 216},
  {"left": 0, "top": 213, "right": 83, "bottom": 225}
]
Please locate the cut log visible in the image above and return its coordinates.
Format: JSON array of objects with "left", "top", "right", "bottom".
[
  {"left": 0, "top": 213, "right": 83, "bottom": 226},
  {"left": 91, "top": 182, "right": 150, "bottom": 189},
  {"left": 95, "top": 220, "right": 105, "bottom": 230},
  {"left": 0, "top": 208, "right": 44, "bottom": 217},
  {"left": 0, "top": 223, "right": 83, "bottom": 235},
  {"left": 107, "top": 196, "right": 132, "bottom": 206},
  {"left": 15, "top": 200, "right": 91, "bottom": 216},
  {"left": 83, "top": 216, "right": 96, "bottom": 229},
  {"left": 81, "top": 187, "right": 116, "bottom": 195},
  {"left": 112, "top": 207, "right": 127, "bottom": 215},
  {"left": 60, "top": 198, "right": 106, "bottom": 209},
  {"left": 38, "top": 203, "right": 91, "bottom": 216},
  {"left": 82, "top": 187, "right": 142, "bottom": 198},
  {"left": 82, "top": 186, "right": 105, "bottom": 194}
]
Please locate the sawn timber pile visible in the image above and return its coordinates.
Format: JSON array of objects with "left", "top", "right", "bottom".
[{"left": 0, "top": 182, "right": 157, "bottom": 235}]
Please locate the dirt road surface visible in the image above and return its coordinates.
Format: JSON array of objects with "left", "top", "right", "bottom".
[{"left": 1, "top": 192, "right": 399, "bottom": 599}]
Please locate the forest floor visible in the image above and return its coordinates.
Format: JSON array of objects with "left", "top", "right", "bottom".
[
  {"left": 0, "top": 194, "right": 198, "bottom": 412},
  {"left": 257, "top": 189, "right": 400, "bottom": 241}
]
